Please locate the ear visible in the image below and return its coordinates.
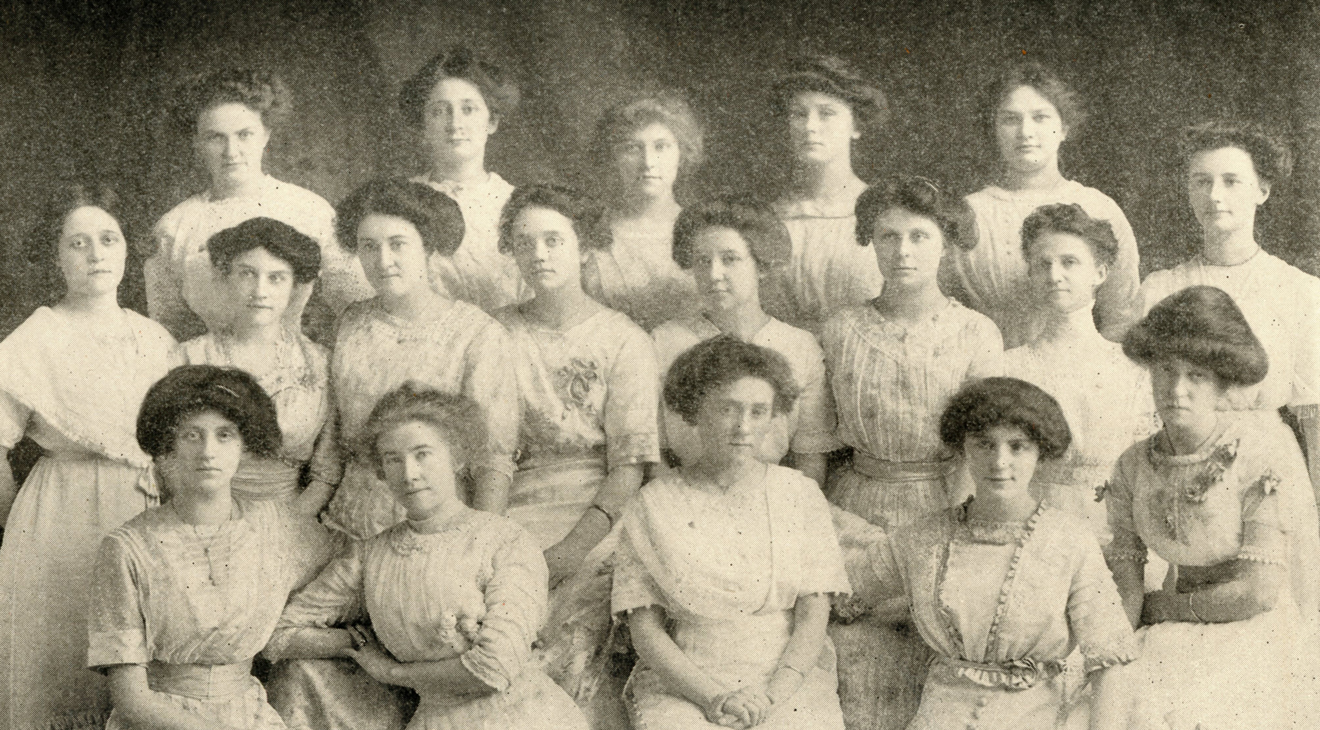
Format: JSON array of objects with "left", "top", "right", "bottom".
[
  {"left": 1093, "top": 261, "right": 1109, "bottom": 289},
  {"left": 487, "top": 114, "right": 500, "bottom": 136},
  {"left": 1059, "top": 122, "right": 1069, "bottom": 144},
  {"left": 1258, "top": 178, "right": 1272, "bottom": 204}
]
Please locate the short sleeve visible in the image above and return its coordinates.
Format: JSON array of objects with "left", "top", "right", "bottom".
[
  {"left": 87, "top": 533, "right": 150, "bottom": 670},
  {"left": 830, "top": 505, "right": 901, "bottom": 618},
  {"left": 798, "top": 479, "right": 851, "bottom": 597},
  {"left": 1102, "top": 455, "right": 1148, "bottom": 565},
  {"left": 460, "top": 527, "right": 548, "bottom": 692},
  {"left": 787, "top": 334, "right": 843, "bottom": 455},
  {"left": 610, "top": 514, "right": 667, "bottom": 615},
  {"left": 1067, "top": 538, "right": 1139, "bottom": 672},
  {"left": 1238, "top": 471, "right": 1288, "bottom": 565},
  {"left": 963, "top": 314, "right": 1005, "bottom": 381},
  {"left": 462, "top": 320, "right": 519, "bottom": 479},
  {"left": 604, "top": 325, "right": 661, "bottom": 469},
  {"left": 265, "top": 540, "right": 366, "bottom": 661},
  {"left": 0, "top": 389, "right": 31, "bottom": 449}
]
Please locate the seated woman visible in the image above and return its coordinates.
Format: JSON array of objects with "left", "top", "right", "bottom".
[
  {"left": 614, "top": 336, "right": 851, "bottom": 730},
  {"left": 583, "top": 92, "right": 703, "bottom": 331},
  {"left": 181, "top": 217, "right": 340, "bottom": 517},
  {"left": 1106, "top": 285, "right": 1320, "bottom": 729},
  {"left": 264, "top": 383, "right": 587, "bottom": 730},
  {"left": 145, "top": 68, "right": 371, "bottom": 343},
  {"left": 1002, "top": 204, "right": 1157, "bottom": 544},
  {"left": 87, "top": 365, "right": 324, "bottom": 730},
  {"left": 653, "top": 197, "right": 839, "bottom": 486},
  {"left": 845, "top": 377, "right": 1136, "bottom": 729}
]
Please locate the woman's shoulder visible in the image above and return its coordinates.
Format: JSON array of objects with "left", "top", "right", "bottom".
[
  {"left": 945, "top": 298, "right": 999, "bottom": 332},
  {"left": 178, "top": 332, "right": 219, "bottom": 364},
  {"left": 265, "top": 177, "right": 335, "bottom": 216},
  {"left": 152, "top": 192, "right": 212, "bottom": 233},
  {"left": 759, "top": 316, "right": 823, "bottom": 357},
  {"left": 104, "top": 504, "right": 177, "bottom": 554}
]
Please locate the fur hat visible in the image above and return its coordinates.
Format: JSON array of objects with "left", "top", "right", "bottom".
[{"left": 1123, "top": 285, "right": 1268, "bottom": 386}]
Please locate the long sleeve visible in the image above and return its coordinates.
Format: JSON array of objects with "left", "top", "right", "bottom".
[
  {"left": 1066, "top": 538, "right": 1139, "bottom": 672},
  {"left": 459, "top": 528, "right": 548, "bottom": 692},
  {"left": 86, "top": 534, "right": 150, "bottom": 670},
  {"left": 462, "top": 321, "right": 519, "bottom": 479},
  {"left": 265, "top": 541, "right": 366, "bottom": 661},
  {"left": 604, "top": 327, "right": 661, "bottom": 469}
]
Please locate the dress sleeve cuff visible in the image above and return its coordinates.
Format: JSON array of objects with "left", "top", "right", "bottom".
[
  {"left": 87, "top": 630, "right": 150, "bottom": 670},
  {"left": 460, "top": 645, "right": 513, "bottom": 693}
]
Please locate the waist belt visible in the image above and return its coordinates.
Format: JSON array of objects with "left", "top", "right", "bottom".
[{"left": 147, "top": 660, "right": 253, "bottom": 699}]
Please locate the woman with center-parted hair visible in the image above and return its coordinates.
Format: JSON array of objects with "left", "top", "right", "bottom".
[
  {"left": 0, "top": 184, "right": 178, "bottom": 730},
  {"left": 765, "top": 54, "right": 888, "bottom": 336},
  {"left": 494, "top": 184, "right": 660, "bottom": 726},
  {"left": 401, "top": 47, "right": 528, "bottom": 314},
  {"left": 88, "top": 365, "right": 326, "bottom": 730},
  {"left": 145, "top": 68, "right": 372, "bottom": 344},
  {"left": 821, "top": 176, "right": 1003, "bottom": 730},
  {"left": 1105, "top": 286, "right": 1320, "bottom": 729},
  {"left": 940, "top": 61, "right": 1141, "bottom": 349},
  {"left": 651, "top": 196, "right": 840, "bottom": 486},
  {"left": 582, "top": 92, "right": 704, "bottom": 332}
]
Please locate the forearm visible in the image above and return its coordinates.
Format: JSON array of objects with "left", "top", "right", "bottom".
[
  {"left": 0, "top": 447, "right": 16, "bottom": 526},
  {"left": 593, "top": 462, "right": 644, "bottom": 517},
  {"left": 292, "top": 480, "right": 336, "bottom": 518},
  {"left": 470, "top": 467, "right": 511, "bottom": 515},
  {"left": 382, "top": 656, "right": 495, "bottom": 698},
  {"left": 766, "top": 593, "right": 830, "bottom": 703},
  {"left": 263, "top": 627, "right": 354, "bottom": 662},
  {"left": 1108, "top": 558, "right": 1145, "bottom": 629},
  {"left": 630, "top": 608, "right": 726, "bottom": 711},
  {"left": 1087, "top": 664, "right": 1131, "bottom": 730},
  {"left": 791, "top": 452, "right": 827, "bottom": 488}
]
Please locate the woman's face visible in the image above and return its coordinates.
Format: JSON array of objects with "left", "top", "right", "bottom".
[
  {"left": 690, "top": 226, "right": 761, "bottom": 314},
  {"left": 226, "top": 247, "right": 296, "bottom": 329},
  {"left": 787, "top": 91, "right": 858, "bottom": 166},
  {"left": 871, "top": 207, "right": 945, "bottom": 292},
  {"left": 694, "top": 376, "right": 777, "bottom": 469},
  {"left": 613, "top": 122, "right": 681, "bottom": 201},
  {"left": 1150, "top": 356, "right": 1226, "bottom": 430},
  {"left": 994, "top": 85, "right": 1066, "bottom": 175},
  {"left": 195, "top": 103, "right": 270, "bottom": 188},
  {"left": 964, "top": 423, "right": 1041, "bottom": 499},
  {"left": 1187, "top": 146, "right": 1269, "bottom": 238},
  {"left": 1025, "top": 230, "right": 1108, "bottom": 314},
  {"left": 377, "top": 420, "right": 460, "bottom": 521},
  {"left": 507, "top": 206, "right": 584, "bottom": 295},
  {"left": 356, "top": 214, "right": 432, "bottom": 300},
  {"left": 165, "top": 410, "right": 244, "bottom": 498},
  {"left": 58, "top": 205, "right": 126, "bottom": 298},
  {"left": 425, "top": 77, "right": 497, "bottom": 168}
]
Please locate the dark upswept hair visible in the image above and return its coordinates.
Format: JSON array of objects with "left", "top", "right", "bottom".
[
  {"left": 939, "top": 377, "right": 1072, "bottom": 460},
  {"left": 770, "top": 55, "right": 890, "bottom": 136},
  {"left": 207, "top": 217, "right": 321, "bottom": 284},
  {"left": 1122, "top": 285, "right": 1268, "bottom": 387},
  {"left": 1019, "top": 203, "right": 1119, "bottom": 268},
  {"left": 336, "top": 178, "right": 465, "bottom": 257},
  {"left": 594, "top": 92, "right": 705, "bottom": 178},
  {"left": 360, "top": 381, "right": 487, "bottom": 478},
  {"left": 25, "top": 183, "right": 130, "bottom": 282},
  {"left": 979, "top": 61, "right": 1085, "bottom": 144},
  {"left": 497, "top": 184, "right": 608, "bottom": 254},
  {"left": 1180, "top": 120, "right": 1293, "bottom": 187},
  {"left": 854, "top": 176, "right": 964, "bottom": 249},
  {"left": 171, "top": 68, "right": 291, "bottom": 138},
  {"left": 136, "top": 365, "right": 282, "bottom": 459},
  {"left": 664, "top": 335, "right": 800, "bottom": 426},
  {"left": 398, "top": 47, "right": 520, "bottom": 129},
  {"left": 671, "top": 197, "right": 791, "bottom": 272}
]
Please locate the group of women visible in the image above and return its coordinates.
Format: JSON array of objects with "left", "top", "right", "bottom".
[{"left": 0, "top": 44, "right": 1316, "bottom": 730}]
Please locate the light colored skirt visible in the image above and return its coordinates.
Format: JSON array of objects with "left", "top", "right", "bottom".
[
  {"left": 267, "top": 657, "right": 409, "bottom": 730},
  {"left": 908, "top": 656, "right": 1079, "bottom": 730},
  {"left": 626, "top": 609, "right": 844, "bottom": 730},
  {"left": 108, "top": 661, "right": 285, "bottom": 730},
  {"left": 408, "top": 669, "right": 587, "bottom": 730},
  {"left": 0, "top": 453, "right": 155, "bottom": 730}
]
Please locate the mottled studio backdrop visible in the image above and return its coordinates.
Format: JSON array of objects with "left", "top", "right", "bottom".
[{"left": 0, "top": 0, "right": 1317, "bottom": 331}]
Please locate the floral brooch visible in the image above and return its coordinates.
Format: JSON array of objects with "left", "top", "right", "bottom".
[{"left": 1181, "top": 439, "right": 1238, "bottom": 503}]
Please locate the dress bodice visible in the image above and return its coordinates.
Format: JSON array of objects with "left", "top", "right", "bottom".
[{"left": 584, "top": 226, "right": 700, "bottom": 332}]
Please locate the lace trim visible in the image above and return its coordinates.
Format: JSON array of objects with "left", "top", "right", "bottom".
[
  {"left": 1104, "top": 549, "right": 1149, "bottom": 565},
  {"left": 983, "top": 505, "right": 1046, "bottom": 660},
  {"left": 1235, "top": 548, "right": 1287, "bottom": 566}
]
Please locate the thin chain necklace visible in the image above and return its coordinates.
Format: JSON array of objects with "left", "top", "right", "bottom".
[{"left": 172, "top": 501, "right": 235, "bottom": 587}]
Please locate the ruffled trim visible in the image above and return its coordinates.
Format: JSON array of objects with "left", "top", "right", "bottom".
[
  {"left": 1080, "top": 639, "right": 1139, "bottom": 673},
  {"left": 982, "top": 505, "right": 1046, "bottom": 659},
  {"left": 934, "top": 655, "right": 1064, "bottom": 691}
]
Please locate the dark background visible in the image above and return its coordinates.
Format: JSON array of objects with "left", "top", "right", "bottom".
[{"left": 1, "top": 0, "right": 1317, "bottom": 333}]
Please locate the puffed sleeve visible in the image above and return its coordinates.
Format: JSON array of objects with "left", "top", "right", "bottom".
[
  {"left": 1102, "top": 454, "right": 1148, "bottom": 565},
  {"left": 610, "top": 509, "right": 667, "bottom": 615},
  {"left": 604, "top": 324, "right": 661, "bottom": 469},
  {"left": 87, "top": 533, "right": 150, "bottom": 671},
  {"left": 462, "top": 319, "right": 519, "bottom": 480},
  {"left": 788, "top": 334, "right": 843, "bottom": 455},
  {"left": 0, "top": 390, "right": 31, "bottom": 450},
  {"left": 963, "top": 313, "right": 1005, "bottom": 381},
  {"left": 1066, "top": 538, "right": 1139, "bottom": 672},
  {"left": 1091, "top": 196, "right": 1142, "bottom": 342},
  {"left": 264, "top": 540, "right": 367, "bottom": 661},
  {"left": 460, "top": 526, "right": 548, "bottom": 692},
  {"left": 798, "top": 477, "right": 851, "bottom": 596}
]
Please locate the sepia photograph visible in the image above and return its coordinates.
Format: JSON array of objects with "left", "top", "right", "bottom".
[{"left": 0, "top": 0, "right": 1317, "bottom": 728}]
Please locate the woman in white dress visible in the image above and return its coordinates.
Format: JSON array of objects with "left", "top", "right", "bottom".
[
  {"left": 1106, "top": 286, "right": 1320, "bottom": 728},
  {"left": 1002, "top": 203, "right": 1157, "bottom": 543},
  {"left": 582, "top": 92, "right": 703, "bottom": 331},
  {"left": 766, "top": 55, "right": 888, "bottom": 336},
  {"left": 180, "top": 218, "right": 340, "bottom": 517},
  {"left": 495, "top": 184, "right": 660, "bottom": 725},
  {"left": 0, "top": 185, "right": 177, "bottom": 730},
  {"left": 401, "top": 48, "right": 527, "bottom": 313},
  {"left": 1139, "top": 121, "right": 1320, "bottom": 493},
  {"left": 614, "top": 336, "right": 850, "bottom": 730},
  {"left": 652, "top": 197, "right": 840, "bottom": 486},
  {"left": 822, "top": 176, "right": 1003, "bottom": 730},
  {"left": 942, "top": 61, "right": 1140, "bottom": 348},
  {"left": 89, "top": 366, "right": 323, "bottom": 730},
  {"left": 145, "top": 68, "right": 371, "bottom": 343}
]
